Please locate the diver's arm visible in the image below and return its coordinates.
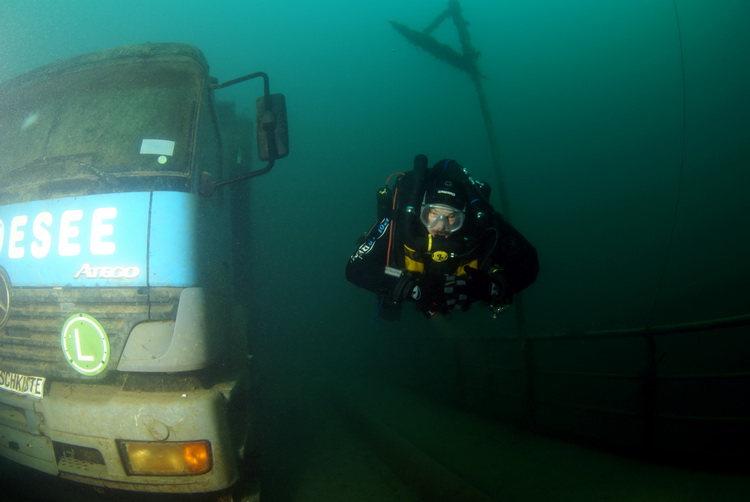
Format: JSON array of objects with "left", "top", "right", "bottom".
[{"left": 486, "top": 213, "right": 539, "bottom": 295}]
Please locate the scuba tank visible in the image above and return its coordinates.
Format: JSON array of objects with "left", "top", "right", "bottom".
[
  {"left": 372, "top": 155, "right": 428, "bottom": 267},
  {"left": 391, "top": 154, "right": 428, "bottom": 266}
]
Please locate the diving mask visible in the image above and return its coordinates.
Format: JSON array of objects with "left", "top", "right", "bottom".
[{"left": 420, "top": 204, "right": 465, "bottom": 234}]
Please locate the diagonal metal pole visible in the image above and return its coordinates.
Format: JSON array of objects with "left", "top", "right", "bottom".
[{"left": 470, "top": 68, "right": 509, "bottom": 217}]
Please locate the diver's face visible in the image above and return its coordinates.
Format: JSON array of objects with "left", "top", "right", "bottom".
[{"left": 425, "top": 206, "right": 458, "bottom": 237}]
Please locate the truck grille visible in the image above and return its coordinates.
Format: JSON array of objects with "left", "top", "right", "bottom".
[{"left": 0, "top": 287, "right": 181, "bottom": 380}]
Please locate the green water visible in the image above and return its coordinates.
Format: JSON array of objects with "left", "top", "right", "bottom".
[{"left": 2, "top": 1, "right": 749, "bottom": 500}]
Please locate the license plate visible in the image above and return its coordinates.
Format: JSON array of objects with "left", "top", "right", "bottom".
[{"left": 0, "top": 370, "right": 46, "bottom": 398}]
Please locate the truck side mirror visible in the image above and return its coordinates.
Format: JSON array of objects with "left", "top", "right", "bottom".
[{"left": 256, "top": 94, "right": 289, "bottom": 161}]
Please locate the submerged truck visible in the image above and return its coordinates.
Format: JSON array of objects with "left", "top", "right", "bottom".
[{"left": 0, "top": 43, "right": 288, "bottom": 498}]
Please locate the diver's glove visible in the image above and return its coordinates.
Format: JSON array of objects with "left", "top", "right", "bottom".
[
  {"left": 390, "top": 273, "right": 445, "bottom": 312},
  {"left": 390, "top": 273, "right": 426, "bottom": 303},
  {"left": 464, "top": 267, "right": 509, "bottom": 303}
]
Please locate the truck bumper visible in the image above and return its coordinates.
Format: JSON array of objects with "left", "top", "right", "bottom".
[{"left": 0, "top": 377, "right": 245, "bottom": 494}]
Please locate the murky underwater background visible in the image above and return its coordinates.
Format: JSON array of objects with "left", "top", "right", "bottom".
[{"left": 2, "top": 0, "right": 750, "bottom": 500}]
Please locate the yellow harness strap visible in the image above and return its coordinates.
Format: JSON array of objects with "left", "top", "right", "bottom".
[{"left": 403, "top": 234, "right": 478, "bottom": 276}]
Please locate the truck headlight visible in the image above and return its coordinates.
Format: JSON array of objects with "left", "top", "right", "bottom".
[{"left": 118, "top": 440, "right": 212, "bottom": 475}]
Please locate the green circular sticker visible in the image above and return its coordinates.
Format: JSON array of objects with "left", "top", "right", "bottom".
[{"left": 61, "top": 314, "right": 110, "bottom": 375}]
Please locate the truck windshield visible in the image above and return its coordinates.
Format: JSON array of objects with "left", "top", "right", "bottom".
[{"left": 0, "top": 59, "right": 202, "bottom": 204}]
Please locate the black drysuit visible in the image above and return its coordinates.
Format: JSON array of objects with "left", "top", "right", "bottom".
[{"left": 346, "top": 208, "right": 539, "bottom": 313}]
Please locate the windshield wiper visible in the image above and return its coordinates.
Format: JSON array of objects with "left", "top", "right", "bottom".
[
  {"left": 9, "top": 153, "right": 121, "bottom": 187},
  {"left": 75, "top": 158, "right": 121, "bottom": 187}
]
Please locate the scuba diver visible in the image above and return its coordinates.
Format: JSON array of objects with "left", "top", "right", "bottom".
[{"left": 346, "top": 155, "right": 539, "bottom": 319}]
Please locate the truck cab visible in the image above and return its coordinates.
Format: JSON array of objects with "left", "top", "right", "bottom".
[{"left": 0, "top": 43, "right": 288, "bottom": 497}]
